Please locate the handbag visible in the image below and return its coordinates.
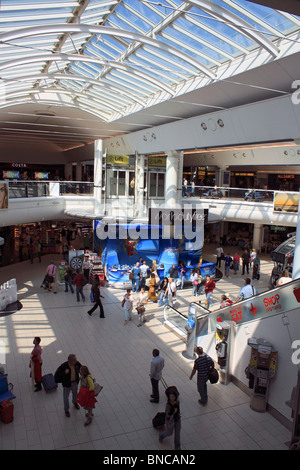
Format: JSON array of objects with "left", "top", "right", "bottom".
[
  {"left": 208, "top": 367, "right": 219, "bottom": 384},
  {"left": 205, "top": 355, "right": 219, "bottom": 384},
  {"left": 193, "top": 280, "right": 198, "bottom": 286},
  {"left": 136, "top": 305, "right": 145, "bottom": 314},
  {"left": 93, "top": 381, "right": 103, "bottom": 396}
]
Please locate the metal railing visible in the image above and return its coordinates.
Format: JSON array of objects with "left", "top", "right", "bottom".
[
  {"left": 5, "top": 180, "right": 299, "bottom": 209},
  {"left": 7, "top": 180, "right": 94, "bottom": 199}
]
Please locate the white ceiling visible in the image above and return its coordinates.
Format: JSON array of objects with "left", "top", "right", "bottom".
[{"left": 0, "top": 0, "right": 300, "bottom": 152}]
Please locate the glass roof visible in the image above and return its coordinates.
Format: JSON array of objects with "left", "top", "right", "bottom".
[{"left": 0, "top": 0, "right": 300, "bottom": 122}]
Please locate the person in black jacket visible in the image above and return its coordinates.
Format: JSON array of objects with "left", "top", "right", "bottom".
[
  {"left": 87, "top": 281, "right": 105, "bottom": 318},
  {"left": 54, "top": 354, "right": 82, "bottom": 417}
]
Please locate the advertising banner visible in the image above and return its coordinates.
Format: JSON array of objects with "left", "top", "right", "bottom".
[
  {"left": 209, "top": 278, "right": 300, "bottom": 332},
  {"left": 0, "top": 182, "right": 8, "bottom": 209},
  {"left": 273, "top": 191, "right": 299, "bottom": 213}
]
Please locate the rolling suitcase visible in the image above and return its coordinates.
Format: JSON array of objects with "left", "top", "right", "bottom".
[
  {"left": 152, "top": 412, "right": 165, "bottom": 429},
  {"left": 0, "top": 399, "right": 14, "bottom": 423},
  {"left": 42, "top": 373, "right": 58, "bottom": 393}
]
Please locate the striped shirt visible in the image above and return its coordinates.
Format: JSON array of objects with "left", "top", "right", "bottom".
[{"left": 194, "top": 354, "right": 213, "bottom": 381}]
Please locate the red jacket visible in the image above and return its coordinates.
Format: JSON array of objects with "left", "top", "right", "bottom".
[
  {"left": 204, "top": 280, "right": 215, "bottom": 294},
  {"left": 73, "top": 273, "right": 84, "bottom": 288}
]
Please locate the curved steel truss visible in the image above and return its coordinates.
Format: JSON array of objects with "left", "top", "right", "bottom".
[{"left": 0, "top": 0, "right": 299, "bottom": 122}]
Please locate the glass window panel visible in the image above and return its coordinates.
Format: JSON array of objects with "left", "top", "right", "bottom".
[
  {"left": 149, "top": 173, "right": 157, "bottom": 198},
  {"left": 108, "top": 170, "right": 117, "bottom": 196},
  {"left": 129, "top": 171, "right": 135, "bottom": 196},
  {"left": 157, "top": 173, "right": 165, "bottom": 197},
  {"left": 118, "top": 171, "right": 126, "bottom": 196}
]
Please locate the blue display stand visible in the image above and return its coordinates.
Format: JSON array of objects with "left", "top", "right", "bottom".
[{"left": 93, "top": 220, "right": 215, "bottom": 286}]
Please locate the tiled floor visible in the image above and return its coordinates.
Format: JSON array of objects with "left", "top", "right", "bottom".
[{"left": 0, "top": 246, "right": 291, "bottom": 450}]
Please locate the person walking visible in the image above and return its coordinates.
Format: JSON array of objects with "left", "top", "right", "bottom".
[
  {"left": 29, "top": 337, "right": 42, "bottom": 392},
  {"left": 64, "top": 265, "right": 74, "bottom": 293},
  {"left": 204, "top": 274, "right": 215, "bottom": 309},
  {"left": 216, "top": 244, "right": 223, "bottom": 268},
  {"left": 82, "top": 254, "right": 91, "bottom": 283},
  {"left": 159, "top": 387, "right": 181, "bottom": 450},
  {"left": 87, "top": 281, "right": 105, "bottom": 317},
  {"left": 45, "top": 261, "right": 57, "bottom": 292},
  {"left": 131, "top": 262, "right": 141, "bottom": 292},
  {"left": 168, "top": 264, "right": 179, "bottom": 280},
  {"left": 73, "top": 269, "right": 86, "bottom": 302},
  {"left": 196, "top": 268, "right": 204, "bottom": 296},
  {"left": 189, "top": 346, "right": 214, "bottom": 405},
  {"left": 136, "top": 287, "right": 148, "bottom": 326},
  {"left": 158, "top": 277, "right": 169, "bottom": 306},
  {"left": 232, "top": 252, "right": 240, "bottom": 275},
  {"left": 139, "top": 261, "right": 149, "bottom": 289},
  {"left": 148, "top": 273, "right": 157, "bottom": 302},
  {"left": 54, "top": 354, "right": 82, "bottom": 417},
  {"left": 236, "top": 277, "right": 257, "bottom": 302},
  {"left": 167, "top": 277, "right": 176, "bottom": 305},
  {"left": 179, "top": 262, "right": 186, "bottom": 289},
  {"left": 149, "top": 349, "right": 164, "bottom": 403},
  {"left": 76, "top": 365, "right": 97, "bottom": 426},
  {"left": 242, "top": 248, "right": 250, "bottom": 275},
  {"left": 122, "top": 289, "right": 133, "bottom": 325},
  {"left": 252, "top": 250, "right": 261, "bottom": 280},
  {"left": 191, "top": 268, "right": 199, "bottom": 296},
  {"left": 224, "top": 253, "right": 233, "bottom": 278}
]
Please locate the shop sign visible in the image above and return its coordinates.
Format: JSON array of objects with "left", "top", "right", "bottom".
[
  {"left": 210, "top": 279, "right": 300, "bottom": 331},
  {"left": 148, "top": 156, "right": 166, "bottom": 167},
  {"left": 107, "top": 154, "right": 130, "bottom": 165}
]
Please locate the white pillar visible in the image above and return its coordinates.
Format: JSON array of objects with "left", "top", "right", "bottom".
[
  {"left": 94, "top": 140, "right": 103, "bottom": 214},
  {"left": 135, "top": 153, "right": 146, "bottom": 217},
  {"left": 165, "top": 150, "right": 180, "bottom": 208},
  {"left": 292, "top": 191, "right": 300, "bottom": 279},
  {"left": 253, "top": 224, "right": 263, "bottom": 251}
]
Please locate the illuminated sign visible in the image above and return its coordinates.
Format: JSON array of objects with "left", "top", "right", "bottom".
[
  {"left": 273, "top": 192, "right": 299, "bottom": 213},
  {"left": 148, "top": 156, "right": 166, "bottom": 167},
  {"left": 107, "top": 154, "right": 130, "bottom": 165}
]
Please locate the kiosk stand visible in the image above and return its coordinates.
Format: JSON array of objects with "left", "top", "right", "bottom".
[
  {"left": 215, "top": 321, "right": 235, "bottom": 385},
  {"left": 247, "top": 338, "right": 277, "bottom": 412}
]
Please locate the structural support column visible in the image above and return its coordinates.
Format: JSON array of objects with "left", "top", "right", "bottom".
[
  {"left": 165, "top": 150, "right": 182, "bottom": 208},
  {"left": 135, "top": 153, "right": 146, "bottom": 217},
  {"left": 253, "top": 223, "right": 263, "bottom": 251},
  {"left": 292, "top": 191, "right": 300, "bottom": 280},
  {"left": 94, "top": 139, "right": 103, "bottom": 214}
]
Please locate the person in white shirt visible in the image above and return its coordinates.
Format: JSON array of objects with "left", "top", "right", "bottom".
[
  {"left": 167, "top": 278, "right": 176, "bottom": 305},
  {"left": 122, "top": 289, "right": 133, "bottom": 325},
  {"left": 82, "top": 255, "right": 91, "bottom": 282},
  {"left": 149, "top": 349, "right": 164, "bottom": 403},
  {"left": 139, "top": 261, "right": 149, "bottom": 289},
  {"left": 216, "top": 245, "right": 223, "bottom": 268},
  {"left": 236, "top": 278, "right": 257, "bottom": 302},
  {"left": 136, "top": 287, "right": 148, "bottom": 326}
]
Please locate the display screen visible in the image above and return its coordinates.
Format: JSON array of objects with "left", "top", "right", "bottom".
[
  {"left": 35, "top": 172, "right": 49, "bottom": 179},
  {"left": 3, "top": 170, "right": 19, "bottom": 179}
]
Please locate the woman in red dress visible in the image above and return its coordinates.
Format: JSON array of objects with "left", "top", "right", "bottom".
[
  {"left": 77, "top": 365, "right": 97, "bottom": 426},
  {"left": 30, "top": 337, "right": 42, "bottom": 392}
]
